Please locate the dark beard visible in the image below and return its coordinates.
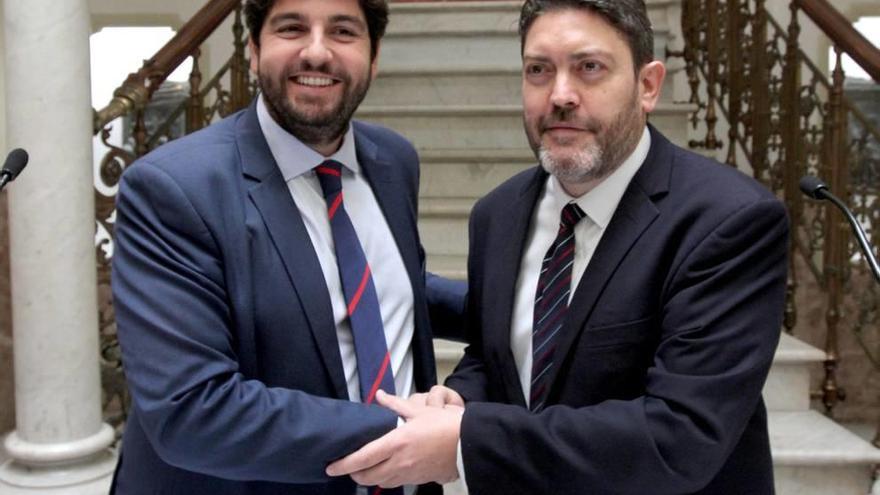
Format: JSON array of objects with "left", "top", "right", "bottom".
[{"left": 259, "top": 63, "right": 371, "bottom": 150}]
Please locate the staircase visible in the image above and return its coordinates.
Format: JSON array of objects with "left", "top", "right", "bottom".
[
  {"left": 769, "top": 334, "right": 880, "bottom": 494},
  {"left": 363, "top": 1, "right": 880, "bottom": 493},
  {"left": 360, "top": 0, "right": 689, "bottom": 280}
]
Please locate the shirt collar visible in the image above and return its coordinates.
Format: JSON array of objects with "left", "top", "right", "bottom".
[
  {"left": 547, "top": 126, "right": 651, "bottom": 229},
  {"left": 256, "top": 94, "right": 359, "bottom": 181}
]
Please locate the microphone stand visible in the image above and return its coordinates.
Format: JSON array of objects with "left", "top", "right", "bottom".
[{"left": 820, "top": 191, "right": 880, "bottom": 285}]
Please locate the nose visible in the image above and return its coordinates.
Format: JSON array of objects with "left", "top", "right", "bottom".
[
  {"left": 301, "top": 31, "right": 333, "bottom": 67},
  {"left": 549, "top": 73, "right": 579, "bottom": 109}
]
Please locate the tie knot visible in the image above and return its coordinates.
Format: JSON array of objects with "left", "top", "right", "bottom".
[
  {"left": 560, "top": 203, "right": 586, "bottom": 230},
  {"left": 315, "top": 160, "right": 343, "bottom": 197}
]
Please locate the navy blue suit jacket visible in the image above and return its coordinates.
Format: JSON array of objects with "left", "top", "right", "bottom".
[
  {"left": 446, "top": 127, "right": 788, "bottom": 494},
  {"left": 110, "top": 103, "right": 448, "bottom": 494}
]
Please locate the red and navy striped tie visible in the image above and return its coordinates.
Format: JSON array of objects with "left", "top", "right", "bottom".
[
  {"left": 530, "top": 202, "right": 586, "bottom": 411},
  {"left": 315, "top": 160, "right": 396, "bottom": 406}
]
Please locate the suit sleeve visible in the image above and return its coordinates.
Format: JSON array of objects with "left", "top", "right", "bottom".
[
  {"left": 112, "top": 162, "right": 397, "bottom": 483},
  {"left": 425, "top": 272, "right": 467, "bottom": 342},
  {"left": 458, "top": 198, "right": 789, "bottom": 494}
]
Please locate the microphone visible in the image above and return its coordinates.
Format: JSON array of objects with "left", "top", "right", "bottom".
[
  {"left": 800, "top": 175, "right": 880, "bottom": 284},
  {"left": 0, "top": 148, "right": 28, "bottom": 192},
  {"left": 798, "top": 175, "right": 828, "bottom": 200}
]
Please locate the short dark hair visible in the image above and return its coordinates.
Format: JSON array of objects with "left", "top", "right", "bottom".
[
  {"left": 244, "top": 0, "right": 388, "bottom": 59},
  {"left": 519, "top": 0, "right": 654, "bottom": 71}
]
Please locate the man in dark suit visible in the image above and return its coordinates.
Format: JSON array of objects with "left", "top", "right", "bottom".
[
  {"left": 327, "top": 0, "right": 789, "bottom": 493},
  {"left": 109, "top": 0, "right": 463, "bottom": 493}
]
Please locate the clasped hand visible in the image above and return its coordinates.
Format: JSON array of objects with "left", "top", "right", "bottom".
[{"left": 325, "top": 386, "right": 466, "bottom": 487}]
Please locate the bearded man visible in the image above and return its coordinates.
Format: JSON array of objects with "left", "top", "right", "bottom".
[
  {"left": 108, "top": 0, "right": 463, "bottom": 493},
  {"left": 327, "top": 0, "right": 789, "bottom": 493}
]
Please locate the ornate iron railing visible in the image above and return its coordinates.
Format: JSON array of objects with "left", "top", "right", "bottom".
[
  {"left": 92, "top": 0, "right": 254, "bottom": 433},
  {"left": 673, "top": 0, "right": 880, "bottom": 445}
]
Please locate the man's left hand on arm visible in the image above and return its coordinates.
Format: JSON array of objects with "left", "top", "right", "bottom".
[{"left": 325, "top": 390, "right": 463, "bottom": 487}]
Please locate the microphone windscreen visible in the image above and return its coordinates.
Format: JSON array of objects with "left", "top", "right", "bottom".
[
  {"left": 2, "top": 148, "right": 28, "bottom": 179},
  {"left": 799, "top": 175, "right": 827, "bottom": 199}
]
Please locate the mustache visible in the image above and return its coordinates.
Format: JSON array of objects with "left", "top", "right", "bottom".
[{"left": 538, "top": 107, "right": 602, "bottom": 134}]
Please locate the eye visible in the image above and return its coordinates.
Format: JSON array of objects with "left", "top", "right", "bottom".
[
  {"left": 276, "top": 23, "right": 305, "bottom": 35},
  {"left": 332, "top": 27, "right": 356, "bottom": 38},
  {"left": 580, "top": 60, "right": 603, "bottom": 72},
  {"left": 525, "top": 64, "right": 544, "bottom": 75}
]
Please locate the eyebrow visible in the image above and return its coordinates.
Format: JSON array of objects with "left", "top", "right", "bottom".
[
  {"left": 523, "top": 49, "right": 614, "bottom": 63},
  {"left": 267, "top": 12, "right": 304, "bottom": 27},
  {"left": 267, "top": 12, "right": 367, "bottom": 31}
]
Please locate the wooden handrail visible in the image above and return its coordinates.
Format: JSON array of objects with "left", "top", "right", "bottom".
[
  {"left": 93, "top": 0, "right": 240, "bottom": 133},
  {"left": 794, "top": 0, "right": 880, "bottom": 83}
]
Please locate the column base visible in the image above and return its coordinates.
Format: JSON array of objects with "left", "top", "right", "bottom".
[
  {"left": 0, "top": 424, "right": 117, "bottom": 492},
  {"left": 0, "top": 450, "right": 115, "bottom": 493}
]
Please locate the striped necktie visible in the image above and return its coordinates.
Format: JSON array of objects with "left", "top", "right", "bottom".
[
  {"left": 315, "top": 160, "right": 396, "bottom": 405},
  {"left": 530, "top": 202, "right": 586, "bottom": 411}
]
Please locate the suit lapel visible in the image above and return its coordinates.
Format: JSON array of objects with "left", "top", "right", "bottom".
[
  {"left": 543, "top": 127, "right": 672, "bottom": 401},
  {"left": 237, "top": 105, "right": 349, "bottom": 400},
  {"left": 487, "top": 168, "right": 547, "bottom": 407}
]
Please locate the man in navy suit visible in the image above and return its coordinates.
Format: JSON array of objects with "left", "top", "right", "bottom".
[
  {"left": 328, "top": 0, "right": 789, "bottom": 493},
  {"left": 109, "top": 0, "right": 463, "bottom": 493}
]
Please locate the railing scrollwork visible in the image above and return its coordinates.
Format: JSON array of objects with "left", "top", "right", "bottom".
[
  {"left": 91, "top": 0, "right": 254, "bottom": 433},
  {"left": 674, "top": 0, "right": 880, "bottom": 444}
]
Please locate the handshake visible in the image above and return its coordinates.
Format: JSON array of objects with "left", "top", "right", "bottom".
[{"left": 326, "top": 386, "right": 467, "bottom": 488}]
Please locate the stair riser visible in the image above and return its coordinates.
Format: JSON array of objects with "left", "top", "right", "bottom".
[
  {"left": 367, "top": 73, "right": 523, "bottom": 107},
  {"left": 419, "top": 217, "right": 469, "bottom": 257},
  {"left": 775, "top": 466, "right": 877, "bottom": 495},
  {"left": 387, "top": 1, "right": 676, "bottom": 36},
  {"left": 421, "top": 161, "right": 534, "bottom": 198},
  {"left": 763, "top": 363, "right": 813, "bottom": 411},
  {"left": 387, "top": 3, "right": 520, "bottom": 35},
  {"left": 379, "top": 36, "right": 520, "bottom": 72}
]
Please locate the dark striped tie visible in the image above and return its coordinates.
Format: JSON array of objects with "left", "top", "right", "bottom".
[
  {"left": 530, "top": 202, "right": 586, "bottom": 411},
  {"left": 315, "top": 160, "right": 396, "bottom": 405}
]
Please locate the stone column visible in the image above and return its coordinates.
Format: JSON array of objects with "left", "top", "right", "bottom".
[
  {"left": 0, "top": 0, "right": 13, "bottom": 441},
  {"left": 0, "top": 0, "right": 116, "bottom": 492}
]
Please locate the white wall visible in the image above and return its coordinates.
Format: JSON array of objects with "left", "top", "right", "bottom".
[{"left": 765, "top": 0, "right": 879, "bottom": 80}]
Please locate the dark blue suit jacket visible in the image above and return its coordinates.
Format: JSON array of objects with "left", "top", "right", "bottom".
[
  {"left": 110, "top": 103, "right": 447, "bottom": 494},
  {"left": 446, "top": 127, "right": 788, "bottom": 494}
]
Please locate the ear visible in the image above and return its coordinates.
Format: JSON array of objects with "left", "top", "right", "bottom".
[
  {"left": 638, "top": 60, "right": 666, "bottom": 114},
  {"left": 248, "top": 36, "right": 259, "bottom": 75},
  {"left": 369, "top": 42, "right": 381, "bottom": 81}
]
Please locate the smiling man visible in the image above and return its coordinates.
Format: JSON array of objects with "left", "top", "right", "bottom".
[
  {"left": 327, "top": 0, "right": 790, "bottom": 493},
  {"left": 107, "top": 0, "right": 462, "bottom": 494}
]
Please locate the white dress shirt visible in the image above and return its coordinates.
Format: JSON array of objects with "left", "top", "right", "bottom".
[{"left": 256, "top": 95, "right": 416, "bottom": 405}]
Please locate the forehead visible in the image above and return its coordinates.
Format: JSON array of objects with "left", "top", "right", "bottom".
[
  {"left": 265, "top": 0, "right": 366, "bottom": 22},
  {"left": 523, "top": 8, "right": 630, "bottom": 59}
]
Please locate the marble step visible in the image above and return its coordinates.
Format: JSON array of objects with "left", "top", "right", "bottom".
[
  {"left": 419, "top": 198, "right": 472, "bottom": 261},
  {"left": 356, "top": 103, "right": 695, "bottom": 152},
  {"left": 366, "top": 68, "right": 523, "bottom": 107},
  {"left": 419, "top": 148, "right": 535, "bottom": 199},
  {"left": 763, "top": 332, "right": 826, "bottom": 411},
  {"left": 386, "top": 1, "right": 522, "bottom": 37},
  {"left": 771, "top": 410, "right": 880, "bottom": 495},
  {"left": 387, "top": 0, "right": 679, "bottom": 36}
]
